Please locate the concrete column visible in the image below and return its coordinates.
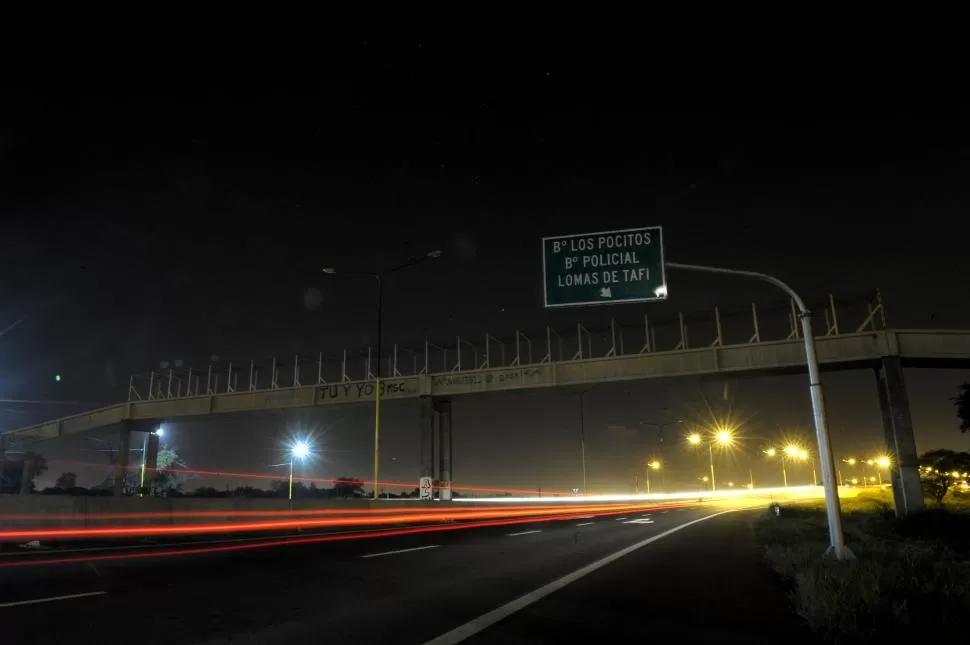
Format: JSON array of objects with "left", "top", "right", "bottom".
[
  {"left": 114, "top": 423, "right": 132, "bottom": 496},
  {"left": 876, "top": 357, "right": 924, "bottom": 515},
  {"left": 141, "top": 432, "right": 160, "bottom": 493},
  {"left": 435, "top": 399, "right": 453, "bottom": 501},
  {"left": 419, "top": 396, "right": 435, "bottom": 484},
  {"left": 19, "top": 454, "right": 36, "bottom": 495}
]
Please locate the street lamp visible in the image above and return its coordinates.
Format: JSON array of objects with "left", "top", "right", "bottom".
[
  {"left": 796, "top": 448, "right": 818, "bottom": 486},
  {"left": 764, "top": 447, "right": 788, "bottom": 487},
  {"left": 871, "top": 455, "right": 892, "bottom": 485},
  {"left": 289, "top": 440, "right": 311, "bottom": 501},
  {"left": 578, "top": 389, "right": 592, "bottom": 495},
  {"left": 843, "top": 457, "right": 869, "bottom": 488},
  {"left": 322, "top": 250, "right": 442, "bottom": 500},
  {"left": 763, "top": 443, "right": 806, "bottom": 487},
  {"left": 639, "top": 418, "right": 682, "bottom": 492},
  {"left": 646, "top": 459, "right": 661, "bottom": 494},
  {"left": 687, "top": 429, "right": 734, "bottom": 492}
]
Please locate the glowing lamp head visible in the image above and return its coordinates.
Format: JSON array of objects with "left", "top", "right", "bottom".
[
  {"left": 291, "top": 442, "right": 310, "bottom": 460},
  {"left": 798, "top": 449, "right": 809, "bottom": 460},
  {"left": 648, "top": 460, "right": 661, "bottom": 470},
  {"left": 687, "top": 433, "right": 701, "bottom": 445},
  {"left": 765, "top": 448, "right": 777, "bottom": 457},
  {"left": 877, "top": 457, "right": 891, "bottom": 468},
  {"left": 715, "top": 430, "right": 733, "bottom": 445},
  {"left": 784, "top": 445, "right": 800, "bottom": 458}
]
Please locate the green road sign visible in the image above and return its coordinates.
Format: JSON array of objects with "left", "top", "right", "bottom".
[{"left": 542, "top": 226, "right": 667, "bottom": 308}]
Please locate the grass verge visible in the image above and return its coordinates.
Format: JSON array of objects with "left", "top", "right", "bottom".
[{"left": 754, "top": 489, "right": 970, "bottom": 642}]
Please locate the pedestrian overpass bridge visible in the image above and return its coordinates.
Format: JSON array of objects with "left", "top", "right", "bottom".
[{"left": 3, "top": 327, "right": 969, "bottom": 446}]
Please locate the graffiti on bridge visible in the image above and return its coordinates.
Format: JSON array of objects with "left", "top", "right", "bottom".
[{"left": 318, "top": 379, "right": 418, "bottom": 402}]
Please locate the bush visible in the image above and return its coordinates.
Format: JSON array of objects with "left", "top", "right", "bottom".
[{"left": 755, "top": 502, "right": 970, "bottom": 642}]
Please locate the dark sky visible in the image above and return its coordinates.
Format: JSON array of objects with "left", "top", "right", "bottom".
[{"left": 2, "top": 33, "right": 970, "bottom": 492}]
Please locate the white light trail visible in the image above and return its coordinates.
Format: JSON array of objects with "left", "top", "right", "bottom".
[{"left": 452, "top": 485, "right": 820, "bottom": 504}]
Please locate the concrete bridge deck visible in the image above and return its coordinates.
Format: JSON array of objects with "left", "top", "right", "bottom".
[{"left": 3, "top": 328, "right": 969, "bottom": 447}]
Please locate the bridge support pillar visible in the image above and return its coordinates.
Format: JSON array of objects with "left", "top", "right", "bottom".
[
  {"left": 19, "top": 454, "right": 37, "bottom": 495},
  {"left": 114, "top": 422, "right": 132, "bottom": 496},
  {"left": 419, "top": 396, "right": 435, "bottom": 486},
  {"left": 435, "top": 399, "right": 453, "bottom": 501},
  {"left": 876, "top": 357, "right": 924, "bottom": 516}
]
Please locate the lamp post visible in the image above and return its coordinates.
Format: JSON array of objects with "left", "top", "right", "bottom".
[
  {"left": 578, "top": 389, "right": 591, "bottom": 495},
  {"left": 639, "top": 418, "right": 682, "bottom": 492},
  {"left": 799, "top": 449, "right": 818, "bottom": 486},
  {"left": 687, "top": 429, "right": 734, "bottom": 492},
  {"left": 665, "top": 261, "right": 849, "bottom": 559},
  {"left": 843, "top": 457, "right": 865, "bottom": 487},
  {"left": 764, "top": 447, "right": 787, "bottom": 487},
  {"left": 868, "top": 456, "right": 891, "bottom": 486},
  {"left": 289, "top": 441, "right": 310, "bottom": 501},
  {"left": 323, "top": 250, "right": 441, "bottom": 500},
  {"left": 646, "top": 460, "right": 661, "bottom": 494},
  {"left": 764, "top": 443, "right": 807, "bottom": 487}
]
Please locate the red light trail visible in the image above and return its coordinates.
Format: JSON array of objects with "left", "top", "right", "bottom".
[
  {"left": 0, "top": 502, "right": 691, "bottom": 541},
  {"left": 0, "top": 506, "right": 674, "bottom": 569}
]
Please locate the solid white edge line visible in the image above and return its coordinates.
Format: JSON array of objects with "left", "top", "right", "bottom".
[
  {"left": 505, "top": 530, "right": 543, "bottom": 537},
  {"left": 613, "top": 517, "right": 628, "bottom": 521},
  {"left": 0, "top": 590, "right": 105, "bottom": 609},
  {"left": 575, "top": 522, "right": 594, "bottom": 527},
  {"left": 360, "top": 545, "right": 440, "bottom": 559},
  {"left": 421, "top": 509, "right": 736, "bottom": 645}
]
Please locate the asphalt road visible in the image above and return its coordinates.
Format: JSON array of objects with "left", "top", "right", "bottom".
[{"left": 1, "top": 502, "right": 813, "bottom": 644}]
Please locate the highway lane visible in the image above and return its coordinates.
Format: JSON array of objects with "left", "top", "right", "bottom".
[{"left": 0, "top": 502, "right": 801, "bottom": 644}]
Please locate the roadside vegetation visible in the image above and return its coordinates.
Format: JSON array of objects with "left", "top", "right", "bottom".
[{"left": 754, "top": 486, "right": 970, "bottom": 642}]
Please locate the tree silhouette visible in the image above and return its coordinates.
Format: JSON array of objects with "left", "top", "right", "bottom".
[
  {"left": 918, "top": 448, "right": 970, "bottom": 503},
  {"left": 55, "top": 472, "right": 78, "bottom": 489},
  {"left": 954, "top": 383, "right": 970, "bottom": 433}
]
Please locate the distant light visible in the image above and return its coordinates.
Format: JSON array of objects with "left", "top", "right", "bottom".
[
  {"left": 292, "top": 441, "right": 310, "bottom": 460},
  {"left": 798, "top": 449, "right": 809, "bottom": 460},
  {"left": 154, "top": 427, "right": 165, "bottom": 437},
  {"left": 687, "top": 433, "right": 701, "bottom": 445},
  {"left": 653, "top": 284, "right": 668, "bottom": 298},
  {"left": 427, "top": 249, "right": 443, "bottom": 258},
  {"left": 715, "top": 430, "right": 733, "bottom": 445},
  {"left": 321, "top": 267, "right": 337, "bottom": 274},
  {"left": 54, "top": 374, "right": 62, "bottom": 382},
  {"left": 648, "top": 460, "right": 661, "bottom": 470},
  {"left": 765, "top": 448, "right": 777, "bottom": 457},
  {"left": 784, "top": 444, "right": 800, "bottom": 457},
  {"left": 876, "top": 456, "right": 891, "bottom": 468}
]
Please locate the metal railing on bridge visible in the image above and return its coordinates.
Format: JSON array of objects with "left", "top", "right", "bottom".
[{"left": 127, "top": 290, "right": 888, "bottom": 403}]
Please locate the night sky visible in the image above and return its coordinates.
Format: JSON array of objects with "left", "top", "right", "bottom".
[{"left": 2, "top": 34, "right": 969, "bottom": 492}]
